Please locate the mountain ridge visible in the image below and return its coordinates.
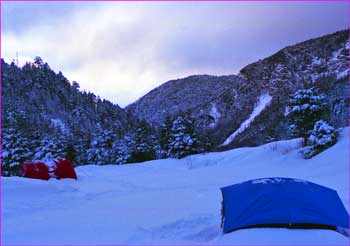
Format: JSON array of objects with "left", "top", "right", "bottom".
[{"left": 127, "top": 29, "right": 349, "bottom": 148}]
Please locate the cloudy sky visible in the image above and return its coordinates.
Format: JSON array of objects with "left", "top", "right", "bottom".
[{"left": 2, "top": 2, "right": 348, "bottom": 107}]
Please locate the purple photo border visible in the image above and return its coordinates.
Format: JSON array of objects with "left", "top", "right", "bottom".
[
  {"left": 1, "top": 0, "right": 3, "bottom": 246},
  {"left": 0, "top": 0, "right": 349, "bottom": 246},
  {"left": 348, "top": 0, "right": 350, "bottom": 245},
  {"left": 0, "top": 0, "right": 349, "bottom": 2}
]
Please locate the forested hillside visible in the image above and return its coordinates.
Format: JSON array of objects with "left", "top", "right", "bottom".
[
  {"left": 2, "top": 58, "right": 206, "bottom": 175},
  {"left": 2, "top": 58, "right": 140, "bottom": 175}
]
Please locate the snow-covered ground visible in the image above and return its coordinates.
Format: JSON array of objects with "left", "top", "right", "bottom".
[{"left": 2, "top": 128, "right": 349, "bottom": 245}]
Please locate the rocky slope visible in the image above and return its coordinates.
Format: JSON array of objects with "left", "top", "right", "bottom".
[{"left": 127, "top": 30, "right": 349, "bottom": 149}]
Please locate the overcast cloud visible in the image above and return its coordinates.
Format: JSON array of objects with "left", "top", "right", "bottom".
[{"left": 2, "top": 2, "right": 348, "bottom": 107}]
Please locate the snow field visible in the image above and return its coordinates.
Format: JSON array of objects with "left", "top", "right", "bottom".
[{"left": 2, "top": 128, "right": 349, "bottom": 244}]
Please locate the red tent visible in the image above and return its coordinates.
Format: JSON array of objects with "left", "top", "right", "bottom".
[
  {"left": 19, "top": 162, "right": 50, "bottom": 180},
  {"left": 54, "top": 159, "right": 77, "bottom": 180}
]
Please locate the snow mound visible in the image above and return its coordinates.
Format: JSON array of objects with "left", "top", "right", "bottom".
[{"left": 263, "top": 137, "right": 303, "bottom": 155}]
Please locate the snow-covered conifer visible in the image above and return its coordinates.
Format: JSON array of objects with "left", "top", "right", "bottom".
[
  {"left": 288, "top": 87, "right": 326, "bottom": 139},
  {"left": 159, "top": 115, "right": 173, "bottom": 158},
  {"left": 1, "top": 128, "right": 32, "bottom": 176},
  {"left": 128, "top": 120, "right": 156, "bottom": 163},
  {"left": 112, "top": 139, "right": 131, "bottom": 164},
  {"left": 86, "top": 129, "right": 116, "bottom": 164},
  {"left": 302, "top": 120, "right": 338, "bottom": 158},
  {"left": 168, "top": 114, "right": 199, "bottom": 158}
]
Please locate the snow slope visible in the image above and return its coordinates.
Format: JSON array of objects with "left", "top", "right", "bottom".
[
  {"left": 221, "top": 93, "right": 273, "bottom": 146},
  {"left": 2, "top": 128, "right": 349, "bottom": 245}
]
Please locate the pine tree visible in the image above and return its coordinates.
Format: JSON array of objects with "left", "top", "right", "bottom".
[
  {"left": 1, "top": 128, "right": 32, "bottom": 176},
  {"left": 34, "top": 56, "right": 44, "bottom": 68},
  {"left": 302, "top": 120, "right": 338, "bottom": 159},
  {"left": 129, "top": 120, "right": 156, "bottom": 163},
  {"left": 33, "top": 138, "right": 65, "bottom": 164},
  {"left": 159, "top": 115, "right": 172, "bottom": 158},
  {"left": 65, "top": 143, "right": 77, "bottom": 164},
  {"left": 86, "top": 129, "right": 116, "bottom": 164},
  {"left": 112, "top": 139, "right": 131, "bottom": 164},
  {"left": 168, "top": 114, "right": 199, "bottom": 158},
  {"left": 288, "top": 87, "right": 326, "bottom": 139}
]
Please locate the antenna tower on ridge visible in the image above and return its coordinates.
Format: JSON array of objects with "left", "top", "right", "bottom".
[{"left": 16, "top": 52, "right": 19, "bottom": 66}]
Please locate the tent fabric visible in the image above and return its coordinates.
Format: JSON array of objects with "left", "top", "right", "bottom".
[
  {"left": 221, "top": 177, "right": 349, "bottom": 233},
  {"left": 19, "top": 162, "right": 50, "bottom": 180},
  {"left": 54, "top": 159, "right": 77, "bottom": 180}
]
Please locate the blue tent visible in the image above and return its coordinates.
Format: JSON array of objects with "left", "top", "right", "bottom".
[{"left": 221, "top": 177, "right": 349, "bottom": 233}]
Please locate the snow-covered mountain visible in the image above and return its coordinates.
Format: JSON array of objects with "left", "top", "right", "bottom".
[
  {"left": 127, "top": 30, "right": 349, "bottom": 149},
  {"left": 3, "top": 128, "right": 349, "bottom": 244},
  {"left": 2, "top": 30, "right": 349, "bottom": 173}
]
